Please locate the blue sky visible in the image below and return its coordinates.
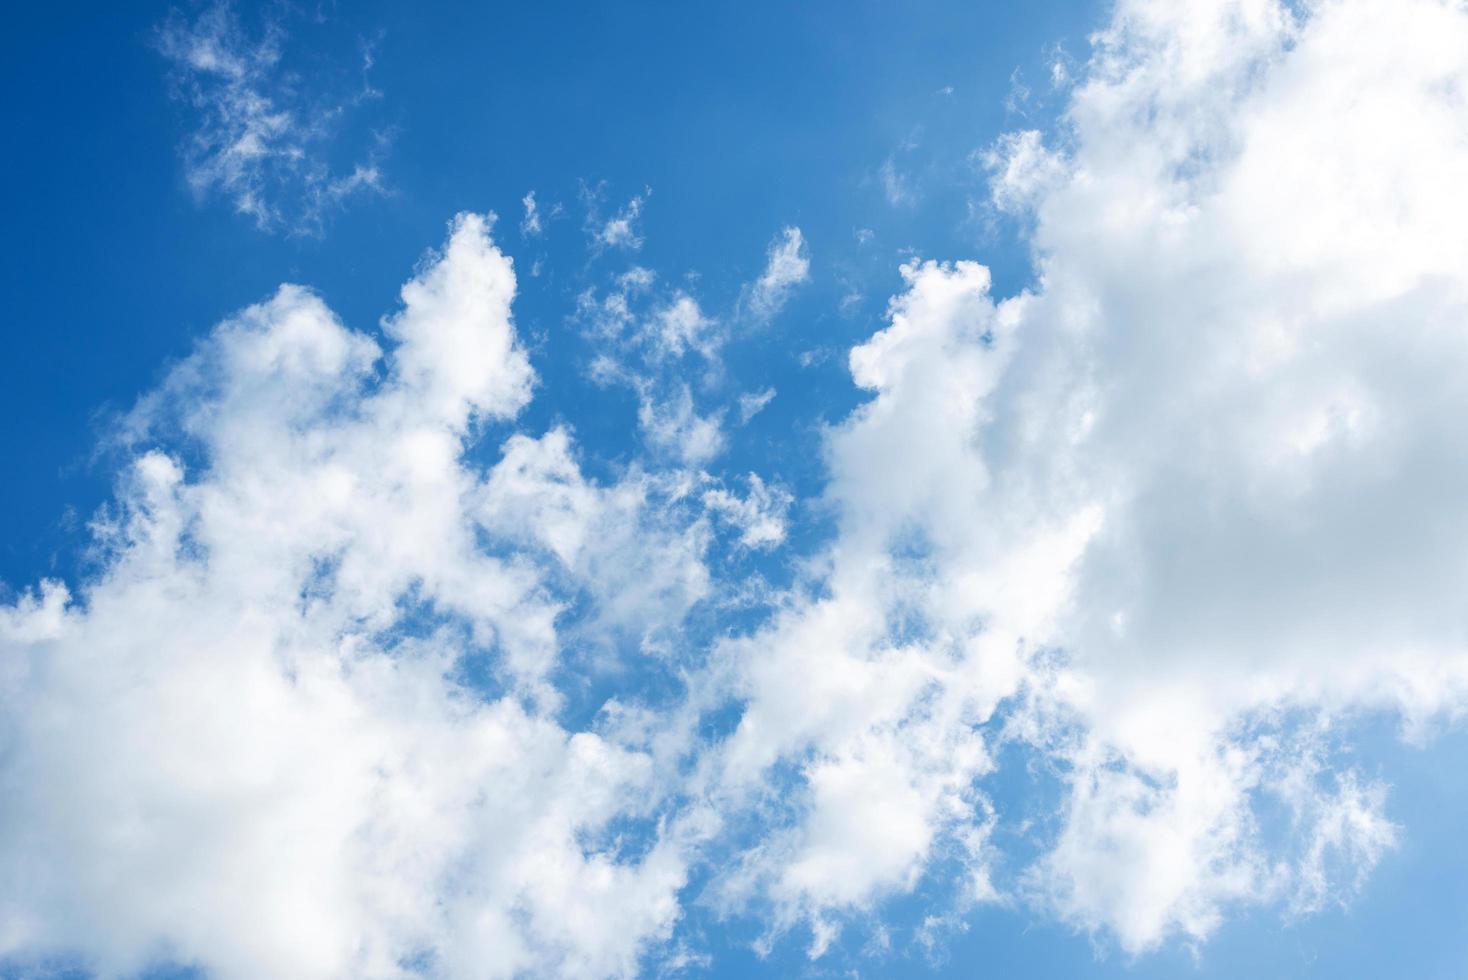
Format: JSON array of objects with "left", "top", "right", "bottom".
[
  {"left": 1, "top": 0, "right": 1085, "bottom": 587},
  {"left": 5, "top": 1, "right": 1468, "bottom": 978}
]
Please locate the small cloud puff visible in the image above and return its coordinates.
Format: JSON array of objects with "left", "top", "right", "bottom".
[
  {"left": 584, "top": 184, "right": 651, "bottom": 253},
  {"left": 742, "top": 226, "right": 811, "bottom": 323}
]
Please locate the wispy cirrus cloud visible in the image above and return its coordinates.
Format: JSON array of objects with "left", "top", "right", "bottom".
[
  {"left": 741, "top": 225, "right": 810, "bottom": 324},
  {"left": 581, "top": 182, "right": 651, "bottom": 253},
  {"left": 155, "top": 2, "right": 390, "bottom": 235}
]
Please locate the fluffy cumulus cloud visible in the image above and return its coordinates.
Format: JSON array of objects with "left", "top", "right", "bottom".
[
  {"left": 703, "top": 0, "right": 1468, "bottom": 956},
  {"left": 8, "top": 0, "right": 1468, "bottom": 976},
  {"left": 0, "top": 215, "right": 703, "bottom": 979},
  {"left": 983, "top": 0, "right": 1468, "bottom": 946},
  {"left": 155, "top": 2, "right": 387, "bottom": 234}
]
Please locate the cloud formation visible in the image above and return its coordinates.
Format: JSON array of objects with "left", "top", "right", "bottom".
[
  {"left": 520, "top": 191, "right": 543, "bottom": 237},
  {"left": 584, "top": 186, "right": 650, "bottom": 253},
  {"left": 699, "top": 0, "right": 1468, "bottom": 955},
  {"left": 741, "top": 226, "right": 811, "bottom": 324},
  {"left": 155, "top": 2, "right": 388, "bottom": 234},
  {"left": 8, "top": 0, "right": 1468, "bottom": 975},
  {"left": 0, "top": 215, "right": 701, "bottom": 979}
]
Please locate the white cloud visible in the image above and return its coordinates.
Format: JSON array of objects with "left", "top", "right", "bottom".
[
  {"left": 586, "top": 187, "right": 650, "bottom": 253},
  {"left": 477, "top": 427, "right": 711, "bottom": 641},
  {"left": 579, "top": 266, "right": 717, "bottom": 363},
  {"left": 987, "top": 0, "right": 1468, "bottom": 944},
  {"left": 979, "top": 129, "right": 1065, "bottom": 216},
  {"left": 737, "top": 387, "right": 776, "bottom": 424},
  {"left": 637, "top": 385, "right": 725, "bottom": 466},
  {"left": 576, "top": 266, "right": 657, "bottom": 345},
  {"left": 693, "top": 0, "right": 1468, "bottom": 958},
  {"left": 649, "top": 292, "right": 718, "bottom": 360},
  {"left": 702, "top": 474, "right": 792, "bottom": 550},
  {"left": 0, "top": 214, "right": 700, "bottom": 979},
  {"left": 701, "top": 260, "right": 1021, "bottom": 942},
  {"left": 742, "top": 226, "right": 811, "bottom": 323},
  {"left": 520, "top": 190, "right": 543, "bottom": 237},
  {"left": 572, "top": 262, "right": 736, "bottom": 473},
  {"left": 155, "top": 2, "right": 387, "bottom": 235},
  {"left": 1022, "top": 0, "right": 1468, "bottom": 829},
  {"left": 12, "top": 0, "right": 1468, "bottom": 973},
  {"left": 574, "top": 269, "right": 731, "bottom": 471}
]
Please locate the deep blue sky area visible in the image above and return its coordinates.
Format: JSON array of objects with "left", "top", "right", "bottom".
[
  {"left": 0, "top": 0, "right": 1089, "bottom": 589},
  {"left": 5, "top": 2, "right": 1468, "bottom": 979}
]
